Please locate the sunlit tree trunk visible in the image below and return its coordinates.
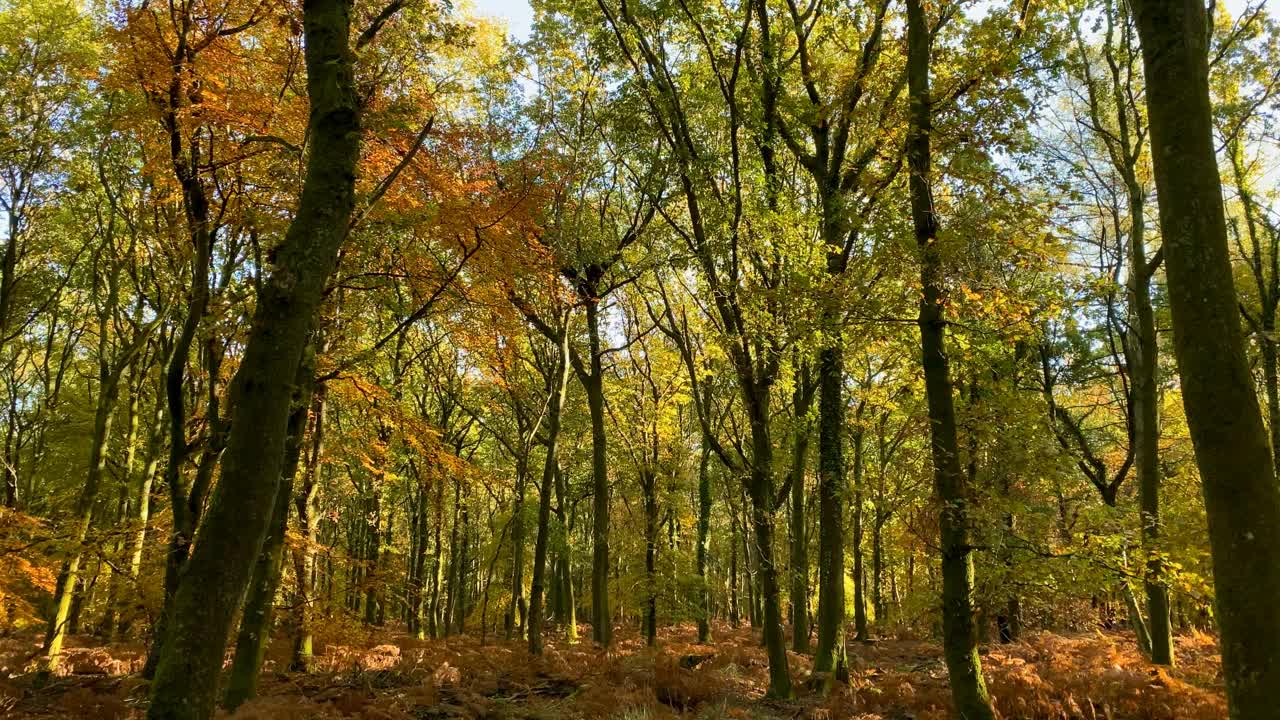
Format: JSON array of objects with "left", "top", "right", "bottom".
[
  {"left": 101, "top": 364, "right": 141, "bottom": 638},
  {"left": 291, "top": 388, "right": 325, "bottom": 671},
  {"left": 119, "top": 380, "right": 165, "bottom": 638}
]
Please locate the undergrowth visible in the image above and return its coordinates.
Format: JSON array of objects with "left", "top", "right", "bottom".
[{"left": 0, "top": 625, "right": 1226, "bottom": 719}]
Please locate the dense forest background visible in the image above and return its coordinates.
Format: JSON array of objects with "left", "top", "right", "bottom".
[{"left": 0, "top": 0, "right": 1278, "bottom": 717}]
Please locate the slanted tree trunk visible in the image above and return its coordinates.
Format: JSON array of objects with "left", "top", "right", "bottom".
[
  {"left": 906, "top": 0, "right": 994, "bottom": 716},
  {"left": 145, "top": 0, "right": 374, "bottom": 713},
  {"left": 224, "top": 355, "right": 314, "bottom": 711},
  {"left": 119, "top": 377, "right": 165, "bottom": 638},
  {"left": 1130, "top": 0, "right": 1280, "bottom": 712},
  {"left": 43, "top": 242, "right": 148, "bottom": 675},
  {"left": 43, "top": 372, "right": 117, "bottom": 674},
  {"left": 142, "top": 23, "right": 221, "bottom": 673}
]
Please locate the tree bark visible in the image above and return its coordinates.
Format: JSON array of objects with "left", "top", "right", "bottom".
[
  {"left": 788, "top": 365, "right": 811, "bottom": 652},
  {"left": 582, "top": 297, "right": 612, "bottom": 647},
  {"left": 224, "top": 357, "right": 314, "bottom": 711},
  {"left": 1130, "top": 0, "right": 1280, "bottom": 713},
  {"left": 146, "top": 0, "right": 368, "bottom": 713},
  {"left": 906, "top": 0, "right": 994, "bottom": 716},
  {"left": 529, "top": 331, "right": 569, "bottom": 655}
]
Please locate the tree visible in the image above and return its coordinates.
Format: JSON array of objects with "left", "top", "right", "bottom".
[
  {"left": 1131, "top": 0, "right": 1280, "bottom": 715},
  {"left": 145, "top": 0, "right": 398, "bottom": 714},
  {"left": 906, "top": 0, "right": 995, "bottom": 715}
]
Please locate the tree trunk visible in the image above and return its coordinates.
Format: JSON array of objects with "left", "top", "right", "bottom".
[
  {"left": 696, "top": 439, "right": 712, "bottom": 643},
  {"left": 872, "top": 515, "right": 886, "bottom": 631},
  {"left": 224, "top": 361, "right": 313, "bottom": 711},
  {"left": 101, "top": 368, "right": 141, "bottom": 638},
  {"left": 145, "top": 0, "right": 366, "bottom": 713},
  {"left": 291, "top": 388, "right": 325, "bottom": 671},
  {"left": 851, "top": 428, "right": 868, "bottom": 642},
  {"left": 454, "top": 498, "right": 471, "bottom": 634},
  {"left": 43, "top": 261, "right": 132, "bottom": 675},
  {"left": 528, "top": 333, "right": 568, "bottom": 655},
  {"left": 642, "top": 469, "right": 658, "bottom": 647},
  {"left": 906, "top": 0, "right": 994, "bottom": 716},
  {"left": 508, "top": 454, "right": 527, "bottom": 640},
  {"left": 583, "top": 298, "right": 611, "bottom": 647},
  {"left": 744, "top": 392, "right": 792, "bottom": 698},
  {"left": 729, "top": 515, "right": 740, "bottom": 628},
  {"left": 788, "top": 366, "right": 811, "bottom": 653},
  {"left": 1130, "top": 0, "right": 1280, "bottom": 714},
  {"left": 1126, "top": 191, "right": 1173, "bottom": 666},
  {"left": 813, "top": 255, "right": 849, "bottom": 683},
  {"left": 43, "top": 383, "right": 115, "bottom": 673},
  {"left": 428, "top": 470, "right": 446, "bottom": 638},
  {"left": 119, "top": 382, "right": 164, "bottom": 638}
]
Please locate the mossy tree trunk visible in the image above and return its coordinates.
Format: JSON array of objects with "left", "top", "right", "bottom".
[
  {"left": 1131, "top": 0, "right": 1280, "bottom": 713},
  {"left": 223, "top": 352, "right": 315, "bottom": 711},
  {"left": 788, "top": 362, "right": 812, "bottom": 653},
  {"left": 906, "top": 0, "right": 994, "bottom": 716},
  {"left": 145, "top": 0, "right": 381, "bottom": 713}
]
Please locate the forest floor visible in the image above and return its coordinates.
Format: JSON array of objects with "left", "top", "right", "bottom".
[{"left": 0, "top": 624, "right": 1227, "bottom": 720}]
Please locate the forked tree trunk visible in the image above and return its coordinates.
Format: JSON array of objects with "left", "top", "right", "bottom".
[
  {"left": 146, "top": 0, "right": 368, "bottom": 713},
  {"left": 224, "top": 354, "right": 315, "bottom": 711}
]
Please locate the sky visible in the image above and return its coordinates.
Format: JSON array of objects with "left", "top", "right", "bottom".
[
  {"left": 466, "top": 0, "right": 1268, "bottom": 44},
  {"left": 469, "top": 0, "right": 535, "bottom": 41}
]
